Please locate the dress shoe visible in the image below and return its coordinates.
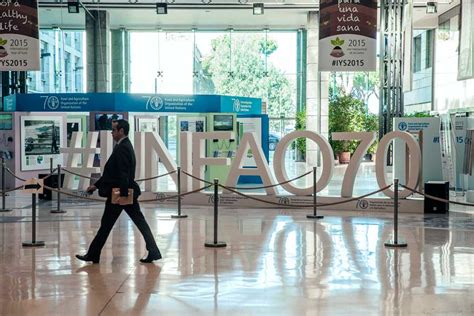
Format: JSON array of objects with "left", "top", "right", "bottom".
[
  {"left": 75, "top": 254, "right": 100, "bottom": 264},
  {"left": 140, "top": 252, "right": 162, "bottom": 263}
]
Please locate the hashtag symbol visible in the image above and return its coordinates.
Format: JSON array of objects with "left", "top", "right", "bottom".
[
  {"left": 60, "top": 131, "right": 101, "bottom": 190},
  {"left": 332, "top": 60, "right": 336, "bottom": 66}
]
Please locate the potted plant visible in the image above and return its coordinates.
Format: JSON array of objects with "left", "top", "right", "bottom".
[{"left": 329, "top": 95, "right": 366, "bottom": 164}]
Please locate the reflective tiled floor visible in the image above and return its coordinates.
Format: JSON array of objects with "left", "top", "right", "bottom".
[
  {"left": 1, "top": 163, "right": 474, "bottom": 315},
  {"left": 1, "top": 199, "right": 474, "bottom": 315}
]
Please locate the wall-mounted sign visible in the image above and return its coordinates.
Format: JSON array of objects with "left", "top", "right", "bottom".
[
  {"left": 0, "top": 0, "right": 40, "bottom": 71},
  {"left": 319, "top": 0, "right": 377, "bottom": 71}
]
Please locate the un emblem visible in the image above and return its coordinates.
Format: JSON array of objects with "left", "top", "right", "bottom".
[
  {"left": 233, "top": 99, "right": 241, "bottom": 112},
  {"left": 356, "top": 199, "right": 369, "bottom": 209},
  {"left": 46, "top": 96, "right": 60, "bottom": 110},
  {"left": 398, "top": 122, "right": 407, "bottom": 131},
  {"left": 147, "top": 96, "right": 164, "bottom": 111}
]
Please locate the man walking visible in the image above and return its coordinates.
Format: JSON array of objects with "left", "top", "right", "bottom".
[{"left": 76, "top": 119, "right": 161, "bottom": 264}]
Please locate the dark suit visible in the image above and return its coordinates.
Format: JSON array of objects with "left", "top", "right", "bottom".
[{"left": 86, "top": 137, "right": 160, "bottom": 260}]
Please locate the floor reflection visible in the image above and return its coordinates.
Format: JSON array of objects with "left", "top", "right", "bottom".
[{"left": 0, "top": 194, "right": 473, "bottom": 314}]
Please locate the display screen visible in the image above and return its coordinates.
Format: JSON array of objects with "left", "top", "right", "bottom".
[
  {"left": 213, "top": 115, "right": 233, "bottom": 131},
  {"left": 0, "top": 114, "right": 13, "bottom": 130},
  {"left": 94, "top": 113, "right": 123, "bottom": 130}
]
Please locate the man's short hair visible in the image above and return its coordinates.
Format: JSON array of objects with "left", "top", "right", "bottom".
[{"left": 113, "top": 119, "right": 130, "bottom": 136}]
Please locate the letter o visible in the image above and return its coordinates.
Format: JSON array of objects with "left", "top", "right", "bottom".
[
  {"left": 375, "top": 131, "right": 421, "bottom": 198},
  {"left": 273, "top": 130, "right": 334, "bottom": 195}
]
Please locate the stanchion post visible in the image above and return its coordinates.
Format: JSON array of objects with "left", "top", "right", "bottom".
[
  {"left": 171, "top": 167, "right": 188, "bottom": 219},
  {"left": 385, "top": 178, "right": 407, "bottom": 248},
  {"left": 50, "top": 164, "right": 66, "bottom": 214},
  {"left": 205, "top": 179, "right": 226, "bottom": 248},
  {"left": 307, "top": 166, "right": 323, "bottom": 219},
  {"left": 22, "top": 193, "right": 45, "bottom": 247},
  {"left": 49, "top": 157, "right": 53, "bottom": 174},
  {"left": 0, "top": 158, "right": 12, "bottom": 212}
]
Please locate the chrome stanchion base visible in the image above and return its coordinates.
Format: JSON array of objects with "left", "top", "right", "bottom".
[
  {"left": 171, "top": 214, "right": 188, "bottom": 219},
  {"left": 50, "top": 209, "right": 67, "bottom": 214},
  {"left": 384, "top": 240, "right": 408, "bottom": 248},
  {"left": 0, "top": 208, "right": 12, "bottom": 212},
  {"left": 22, "top": 241, "right": 45, "bottom": 247},
  {"left": 205, "top": 242, "right": 227, "bottom": 248},
  {"left": 306, "top": 215, "right": 324, "bottom": 219}
]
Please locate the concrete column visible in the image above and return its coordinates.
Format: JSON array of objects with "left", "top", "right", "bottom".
[
  {"left": 86, "top": 10, "right": 111, "bottom": 92},
  {"left": 306, "top": 12, "right": 330, "bottom": 166},
  {"left": 111, "top": 29, "right": 130, "bottom": 92}
]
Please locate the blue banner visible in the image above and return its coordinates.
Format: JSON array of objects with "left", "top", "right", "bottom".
[{"left": 5, "top": 93, "right": 262, "bottom": 114}]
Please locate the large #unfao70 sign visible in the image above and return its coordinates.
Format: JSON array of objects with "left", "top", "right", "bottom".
[
  {"left": 0, "top": 0, "right": 40, "bottom": 71},
  {"left": 319, "top": 0, "right": 377, "bottom": 71}
]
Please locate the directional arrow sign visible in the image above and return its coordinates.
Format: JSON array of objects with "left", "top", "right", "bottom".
[{"left": 23, "top": 178, "right": 44, "bottom": 194}]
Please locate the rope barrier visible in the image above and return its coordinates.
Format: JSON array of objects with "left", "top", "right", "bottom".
[
  {"left": 62, "top": 168, "right": 100, "bottom": 180},
  {"left": 400, "top": 184, "right": 474, "bottom": 207},
  {"left": 139, "top": 184, "right": 213, "bottom": 203},
  {"left": 218, "top": 183, "right": 392, "bottom": 208},
  {"left": 1, "top": 185, "right": 25, "bottom": 194},
  {"left": 41, "top": 168, "right": 58, "bottom": 181},
  {"left": 182, "top": 170, "right": 214, "bottom": 185},
  {"left": 316, "top": 185, "right": 391, "bottom": 207},
  {"left": 5, "top": 168, "right": 26, "bottom": 182},
  {"left": 136, "top": 169, "right": 176, "bottom": 182},
  {"left": 43, "top": 184, "right": 213, "bottom": 204},
  {"left": 223, "top": 170, "right": 313, "bottom": 190}
]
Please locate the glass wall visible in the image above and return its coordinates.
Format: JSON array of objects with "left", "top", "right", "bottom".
[
  {"left": 130, "top": 30, "right": 298, "bottom": 159},
  {"left": 28, "top": 30, "right": 86, "bottom": 93}
]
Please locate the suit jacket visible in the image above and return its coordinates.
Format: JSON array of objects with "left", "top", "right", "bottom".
[{"left": 94, "top": 137, "right": 141, "bottom": 199}]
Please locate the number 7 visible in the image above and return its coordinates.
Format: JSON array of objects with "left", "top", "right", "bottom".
[{"left": 332, "top": 132, "right": 376, "bottom": 197}]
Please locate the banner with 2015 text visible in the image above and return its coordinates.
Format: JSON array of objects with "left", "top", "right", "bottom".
[
  {"left": 319, "top": 0, "right": 377, "bottom": 71},
  {"left": 0, "top": 0, "right": 40, "bottom": 71}
]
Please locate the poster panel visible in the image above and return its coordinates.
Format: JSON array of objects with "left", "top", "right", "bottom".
[
  {"left": 237, "top": 117, "right": 262, "bottom": 167},
  {"left": 21, "top": 115, "right": 64, "bottom": 171},
  {"left": 319, "top": 0, "right": 377, "bottom": 71},
  {"left": 137, "top": 117, "right": 159, "bottom": 133},
  {"left": 66, "top": 116, "right": 83, "bottom": 147},
  {"left": 0, "top": 0, "right": 40, "bottom": 71}
]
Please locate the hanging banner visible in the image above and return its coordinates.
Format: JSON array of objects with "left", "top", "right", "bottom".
[
  {"left": 0, "top": 0, "right": 40, "bottom": 71},
  {"left": 319, "top": 0, "right": 377, "bottom": 71}
]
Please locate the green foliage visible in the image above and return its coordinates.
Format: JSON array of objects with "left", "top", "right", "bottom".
[
  {"left": 295, "top": 111, "right": 306, "bottom": 156},
  {"left": 404, "top": 112, "right": 432, "bottom": 117},
  {"left": 364, "top": 113, "right": 378, "bottom": 154},
  {"left": 329, "top": 95, "right": 368, "bottom": 154},
  {"left": 202, "top": 34, "right": 295, "bottom": 118}
]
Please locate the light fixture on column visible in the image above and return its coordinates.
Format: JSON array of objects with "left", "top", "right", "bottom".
[
  {"left": 156, "top": 3, "right": 168, "bottom": 14},
  {"left": 67, "top": 0, "right": 80, "bottom": 14},
  {"left": 426, "top": 1, "right": 437, "bottom": 14},
  {"left": 253, "top": 3, "right": 264, "bottom": 15}
]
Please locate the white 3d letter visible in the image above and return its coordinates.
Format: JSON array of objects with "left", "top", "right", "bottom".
[
  {"left": 225, "top": 132, "right": 277, "bottom": 195},
  {"left": 273, "top": 130, "right": 334, "bottom": 195},
  {"left": 192, "top": 132, "right": 233, "bottom": 190},
  {"left": 376, "top": 131, "right": 421, "bottom": 198},
  {"left": 332, "top": 132, "right": 376, "bottom": 197},
  {"left": 145, "top": 132, "right": 177, "bottom": 192}
]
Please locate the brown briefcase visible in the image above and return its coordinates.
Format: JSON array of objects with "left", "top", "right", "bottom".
[{"left": 111, "top": 188, "right": 134, "bottom": 205}]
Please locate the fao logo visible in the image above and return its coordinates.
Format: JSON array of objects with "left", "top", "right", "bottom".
[
  {"left": 356, "top": 199, "right": 369, "bottom": 209},
  {"left": 278, "top": 197, "right": 290, "bottom": 205},
  {"left": 147, "top": 96, "right": 164, "bottom": 111},
  {"left": 208, "top": 195, "right": 219, "bottom": 204},
  {"left": 233, "top": 99, "right": 241, "bottom": 112},
  {"left": 155, "top": 193, "right": 166, "bottom": 201},
  {"left": 398, "top": 122, "right": 407, "bottom": 131},
  {"left": 46, "top": 96, "right": 60, "bottom": 110}
]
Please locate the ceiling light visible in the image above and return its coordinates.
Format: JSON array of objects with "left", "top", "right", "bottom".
[
  {"left": 67, "top": 0, "right": 80, "bottom": 14},
  {"left": 426, "top": 1, "right": 437, "bottom": 14},
  {"left": 253, "top": 3, "right": 264, "bottom": 15},
  {"left": 156, "top": 3, "right": 168, "bottom": 14}
]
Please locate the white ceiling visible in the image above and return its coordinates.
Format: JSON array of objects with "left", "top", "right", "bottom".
[{"left": 37, "top": 0, "right": 460, "bottom": 30}]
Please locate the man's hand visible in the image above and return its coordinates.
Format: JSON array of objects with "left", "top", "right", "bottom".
[{"left": 86, "top": 185, "right": 97, "bottom": 194}]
